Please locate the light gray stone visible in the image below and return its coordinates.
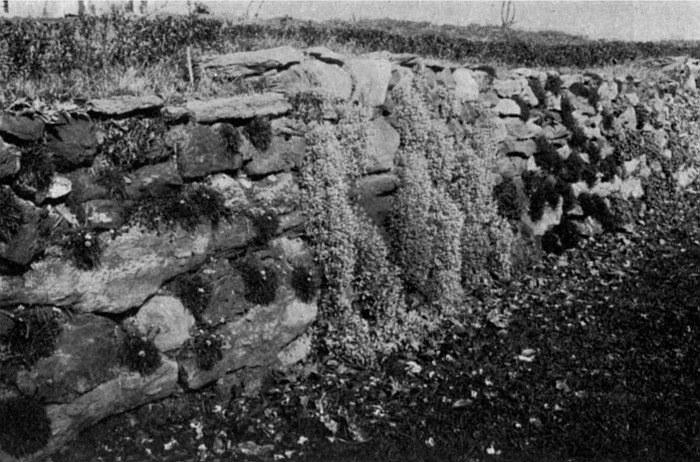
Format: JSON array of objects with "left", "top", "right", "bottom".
[
  {"left": 200, "top": 46, "right": 304, "bottom": 79},
  {"left": 495, "top": 98, "right": 522, "bottom": 117},
  {"left": 184, "top": 93, "right": 291, "bottom": 123},
  {"left": 133, "top": 296, "right": 195, "bottom": 352},
  {"left": 300, "top": 59, "right": 352, "bottom": 100},
  {"left": 0, "top": 137, "right": 20, "bottom": 179},
  {"left": 452, "top": 68, "right": 479, "bottom": 102},
  {"left": 366, "top": 117, "right": 399, "bottom": 173},
  {"left": 0, "top": 113, "right": 44, "bottom": 141},
  {"left": 347, "top": 58, "right": 392, "bottom": 107},
  {"left": 87, "top": 95, "right": 163, "bottom": 117},
  {"left": 244, "top": 135, "right": 306, "bottom": 177}
]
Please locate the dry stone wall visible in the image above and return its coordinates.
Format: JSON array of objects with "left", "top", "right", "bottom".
[{"left": 1, "top": 45, "right": 698, "bottom": 461}]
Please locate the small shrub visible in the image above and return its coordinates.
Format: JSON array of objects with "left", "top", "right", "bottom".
[
  {"left": 245, "top": 117, "right": 272, "bottom": 151},
  {"left": 578, "top": 193, "right": 616, "bottom": 230},
  {"left": 218, "top": 123, "right": 241, "bottom": 158},
  {"left": 560, "top": 95, "right": 577, "bottom": 131},
  {"left": 523, "top": 171, "right": 559, "bottom": 221},
  {"left": 62, "top": 229, "right": 102, "bottom": 270},
  {"left": 569, "top": 125, "right": 588, "bottom": 149},
  {"left": 174, "top": 272, "right": 212, "bottom": 320},
  {"left": 586, "top": 140, "right": 603, "bottom": 165},
  {"left": 238, "top": 259, "right": 279, "bottom": 306},
  {"left": 528, "top": 77, "right": 547, "bottom": 107},
  {"left": 95, "top": 166, "right": 127, "bottom": 200},
  {"left": 0, "top": 188, "right": 23, "bottom": 243},
  {"left": 289, "top": 91, "right": 327, "bottom": 124},
  {"left": 534, "top": 135, "right": 564, "bottom": 174},
  {"left": 251, "top": 210, "right": 280, "bottom": 246},
  {"left": 556, "top": 181, "right": 577, "bottom": 213},
  {"left": 492, "top": 178, "right": 522, "bottom": 220},
  {"left": 545, "top": 74, "right": 562, "bottom": 95},
  {"left": 190, "top": 324, "right": 223, "bottom": 371},
  {"left": 1, "top": 307, "right": 62, "bottom": 368},
  {"left": 541, "top": 219, "right": 580, "bottom": 254},
  {"left": 0, "top": 395, "right": 52, "bottom": 457},
  {"left": 587, "top": 85, "right": 601, "bottom": 108},
  {"left": 568, "top": 82, "right": 590, "bottom": 99},
  {"left": 17, "top": 142, "right": 55, "bottom": 192},
  {"left": 128, "top": 184, "right": 230, "bottom": 231},
  {"left": 120, "top": 326, "right": 161, "bottom": 376},
  {"left": 511, "top": 95, "right": 530, "bottom": 121},
  {"left": 290, "top": 265, "right": 318, "bottom": 303},
  {"left": 559, "top": 151, "right": 591, "bottom": 184}
]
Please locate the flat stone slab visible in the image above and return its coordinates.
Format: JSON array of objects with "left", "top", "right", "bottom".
[
  {"left": 184, "top": 93, "right": 291, "bottom": 123},
  {"left": 87, "top": 95, "right": 164, "bottom": 117},
  {"left": 200, "top": 46, "right": 304, "bottom": 79}
]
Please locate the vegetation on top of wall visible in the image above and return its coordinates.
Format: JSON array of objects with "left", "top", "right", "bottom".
[{"left": 0, "top": 395, "right": 52, "bottom": 457}]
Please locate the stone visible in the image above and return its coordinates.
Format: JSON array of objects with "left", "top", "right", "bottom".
[
  {"left": 598, "top": 80, "right": 619, "bottom": 102},
  {"left": 299, "top": 60, "right": 352, "bottom": 100},
  {"left": 352, "top": 173, "right": 399, "bottom": 225},
  {"left": 366, "top": 117, "right": 399, "bottom": 173},
  {"left": 125, "top": 158, "right": 184, "bottom": 198},
  {"left": 266, "top": 65, "right": 312, "bottom": 94},
  {"left": 15, "top": 315, "right": 121, "bottom": 404},
  {"left": 200, "top": 46, "right": 304, "bottom": 79},
  {"left": 572, "top": 216, "right": 604, "bottom": 237},
  {"left": 36, "top": 358, "right": 178, "bottom": 460},
  {"left": 543, "top": 123, "right": 569, "bottom": 141},
  {"left": 493, "top": 77, "right": 537, "bottom": 106},
  {"left": 502, "top": 118, "right": 541, "bottom": 140},
  {"left": 64, "top": 168, "right": 109, "bottom": 205},
  {"left": 0, "top": 137, "right": 20, "bottom": 179},
  {"left": 495, "top": 98, "right": 521, "bottom": 117},
  {"left": 184, "top": 93, "right": 291, "bottom": 123},
  {"left": 169, "top": 124, "right": 241, "bottom": 180},
  {"left": 0, "top": 224, "right": 212, "bottom": 313},
  {"left": 133, "top": 296, "right": 195, "bottom": 352},
  {"left": 523, "top": 198, "right": 562, "bottom": 236},
  {"left": 249, "top": 172, "right": 301, "bottom": 216},
  {"left": 45, "top": 114, "right": 100, "bottom": 171},
  {"left": 87, "top": 95, "right": 163, "bottom": 117},
  {"left": 277, "top": 333, "right": 312, "bottom": 368},
  {"left": 0, "top": 113, "right": 44, "bottom": 142},
  {"left": 436, "top": 68, "right": 456, "bottom": 89},
  {"left": 244, "top": 135, "right": 306, "bottom": 177},
  {"left": 305, "top": 46, "right": 346, "bottom": 66},
  {"left": 347, "top": 58, "right": 392, "bottom": 107},
  {"left": 617, "top": 106, "right": 637, "bottom": 130},
  {"left": 179, "top": 291, "right": 317, "bottom": 390},
  {"left": 41, "top": 175, "right": 72, "bottom": 201},
  {"left": 624, "top": 92, "right": 640, "bottom": 106},
  {"left": 499, "top": 138, "right": 537, "bottom": 158},
  {"left": 161, "top": 106, "right": 190, "bottom": 123},
  {"left": 211, "top": 216, "right": 254, "bottom": 257},
  {"left": 0, "top": 195, "right": 47, "bottom": 267},
  {"left": 674, "top": 166, "right": 700, "bottom": 189},
  {"left": 80, "top": 199, "right": 128, "bottom": 229},
  {"left": 452, "top": 68, "right": 479, "bottom": 102},
  {"left": 495, "top": 156, "right": 528, "bottom": 179},
  {"left": 204, "top": 173, "right": 251, "bottom": 212}
]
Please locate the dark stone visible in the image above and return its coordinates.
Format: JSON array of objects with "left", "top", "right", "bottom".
[
  {"left": 0, "top": 138, "right": 21, "bottom": 179},
  {"left": 243, "top": 135, "right": 306, "bottom": 177},
  {"left": 0, "top": 196, "right": 48, "bottom": 267},
  {"left": 46, "top": 114, "right": 100, "bottom": 171},
  {"left": 125, "top": 158, "right": 183, "bottom": 199},
  {"left": 65, "top": 168, "right": 109, "bottom": 205},
  {"left": 0, "top": 113, "right": 44, "bottom": 142},
  {"left": 169, "top": 124, "right": 242, "bottom": 180}
]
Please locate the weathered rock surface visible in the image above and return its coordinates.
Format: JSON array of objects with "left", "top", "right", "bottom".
[
  {"left": 184, "top": 93, "right": 291, "bottom": 123},
  {"left": 87, "top": 95, "right": 163, "bottom": 117},
  {"left": 243, "top": 135, "right": 306, "bottom": 177},
  {"left": 46, "top": 114, "right": 100, "bottom": 171},
  {"left": 133, "top": 296, "right": 195, "bottom": 352},
  {"left": 0, "top": 113, "right": 44, "bottom": 142},
  {"left": 125, "top": 158, "right": 183, "bottom": 198},
  {"left": 347, "top": 58, "right": 392, "bottom": 107},
  {"left": 365, "top": 117, "right": 399, "bottom": 173},
  {"left": 169, "top": 124, "right": 241, "bottom": 179},
  {"left": 248, "top": 172, "right": 301, "bottom": 216},
  {"left": 495, "top": 98, "right": 522, "bottom": 117},
  {"left": 0, "top": 225, "right": 212, "bottom": 313},
  {"left": 300, "top": 60, "right": 353, "bottom": 100},
  {"left": 200, "top": 46, "right": 304, "bottom": 79},
  {"left": 0, "top": 196, "right": 47, "bottom": 267},
  {"left": 15, "top": 315, "right": 120, "bottom": 404},
  {"left": 0, "top": 137, "right": 21, "bottom": 179},
  {"left": 80, "top": 199, "right": 128, "bottom": 229},
  {"left": 452, "top": 68, "right": 479, "bottom": 102}
]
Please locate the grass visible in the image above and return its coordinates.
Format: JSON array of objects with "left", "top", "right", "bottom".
[
  {"left": 238, "top": 258, "right": 279, "bottom": 306},
  {"left": 120, "top": 326, "right": 162, "bottom": 376}
]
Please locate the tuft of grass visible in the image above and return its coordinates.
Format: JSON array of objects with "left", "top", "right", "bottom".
[
  {"left": 190, "top": 324, "right": 223, "bottom": 371},
  {"left": 217, "top": 123, "right": 241, "bottom": 158},
  {"left": 289, "top": 91, "right": 328, "bottom": 124},
  {"left": 545, "top": 74, "right": 562, "bottom": 95},
  {"left": 0, "top": 395, "right": 52, "bottom": 457},
  {"left": 173, "top": 272, "right": 212, "bottom": 321},
  {"left": 251, "top": 210, "right": 280, "bottom": 246},
  {"left": 62, "top": 229, "right": 102, "bottom": 271},
  {"left": 541, "top": 219, "right": 580, "bottom": 254},
  {"left": 95, "top": 166, "right": 127, "bottom": 200},
  {"left": 120, "top": 326, "right": 162, "bottom": 376},
  {"left": 0, "top": 188, "right": 23, "bottom": 243},
  {"left": 17, "top": 141, "right": 55, "bottom": 193},
  {"left": 569, "top": 125, "right": 588, "bottom": 150},
  {"left": 0, "top": 306, "right": 62, "bottom": 369},
  {"left": 635, "top": 104, "right": 649, "bottom": 130},
  {"left": 492, "top": 178, "right": 522, "bottom": 220},
  {"left": 98, "top": 118, "right": 170, "bottom": 171},
  {"left": 568, "top": 82, "right": 590, "bottom": 99},
  {"left": 245, "top": 117, "right": 272, "bottom": 152},
  {"left": 238, "top": 258, "right": 279, "bottom": 306},
  {"left": 290, "top": 264, "right": 318, "bottom": 303},
  {"left": 602, "top": 110, "right": 616, "bottom": 132},
  {"left": 127, "top": 184, "right": 230, "bottom": 231}
]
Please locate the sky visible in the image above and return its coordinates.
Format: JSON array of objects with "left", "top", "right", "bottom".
[{"left": 5, "top": 1, "right": 700, "bottom": 42}]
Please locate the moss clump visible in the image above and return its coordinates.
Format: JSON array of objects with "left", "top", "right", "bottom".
[
  {"left": 545, "top": 74, "right": 562, "bottom": 95},
  {"left": 534, "top": 135, "right": 564, "bottom": 174},
  {"left": 217, "top": 123, "right": 241, "bottom": 158},
  {"left": 62, "top": 229, "right": 102, "bottom": 270},
  {"left": 251, "top": 210, "right": 280, "bottom": 246},
  {"left": 0, "top": 188, "right": 23, "bottom": 243},
  {"left": 238, "top": 259, "right": 279, "bottom": 306},
  {"left": 128, "top": 184, "right": 230, "bottom": 231},
  {"left": 173, "top": 272, "right": 212, "bottom": 320},
  {"left": 493, "top": 178, "right": 522, "bottom": 220},
  {"left": 511, "top": 95, "right": 531, "bottom": 121},
  {"left": 0, "top": 395, "right": 52, "bottom": 457},
  {"left": 17, "top": 142, "right": 55, "bottom": 193},
  {"left": 289, "top": 91, "right": 327, "bottom": 124},
  {"left": 120, "top": 327, "right": 161, "bottom": 376},
  {"left": 245, "top": 117, "right": 272, "bottom": 152},
  {"left": 1, "top": 307, "right": 62, "bottom": 368},
  {"left": 523, "top": 171, "right": 560, "bottom": 222},
  {"left": 290, "top": 265, "right": 318, "bottom": 303},
  {"left": 602, "top": 110, "right": 616, "bottom": 132},
  {"left": 190, "top": 324, "right": 223, "bottom": 371},
  {"left": 95, "top": 166, "right": 127, "bottom": 200}
]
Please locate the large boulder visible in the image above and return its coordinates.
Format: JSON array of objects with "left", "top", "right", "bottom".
[
  {"left": 45, "top": 114, "right": 100, "bottom": 171},
  {"left": 347, "top": 58, "right": 392, "bottom": 107},
  {"left": 0, "top": 113, "right": 44, "bottom": 142},
  {"left": 0, "top": 224, "right": 212, "bottom": 313},
  {"left": 169, "top": 124, "right": 241, "bottom": 180},
  {"left": 86, "top": 95, "right": 163, "bottom": 118},
  {"left": 15, "top": 315, "right": 121, "bottom": 404},
  {"left": 132, "top": 296, "right": 195, "bottom": 352},
  {"left": 200, "top": 46, "right": 304, "bottom": 79},
  {"left": 184, "top": 93, "right": 291, "bottom": 123}
]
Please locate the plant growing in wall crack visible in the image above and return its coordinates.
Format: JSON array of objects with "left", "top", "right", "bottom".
[
  {"left": 0, "top": 395, "right": 52, "bottom": 457},
  {"left": 120, "top": 322, "right": 162, "bottom": 376},
  {"left": 190, "top": 322, "right": 224, "bottom": 371},
  {"left": 245, "top": 116, "right": 272, "bottom": 151},
  {"left": 0, "top": 187, "right": 23, "bottom": 243},
  {"left": 238, "top": 258, "right": 279, "bottom": 306},
  {"left": 173, "top": 272, "right": 212, "bottom": 321}
]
